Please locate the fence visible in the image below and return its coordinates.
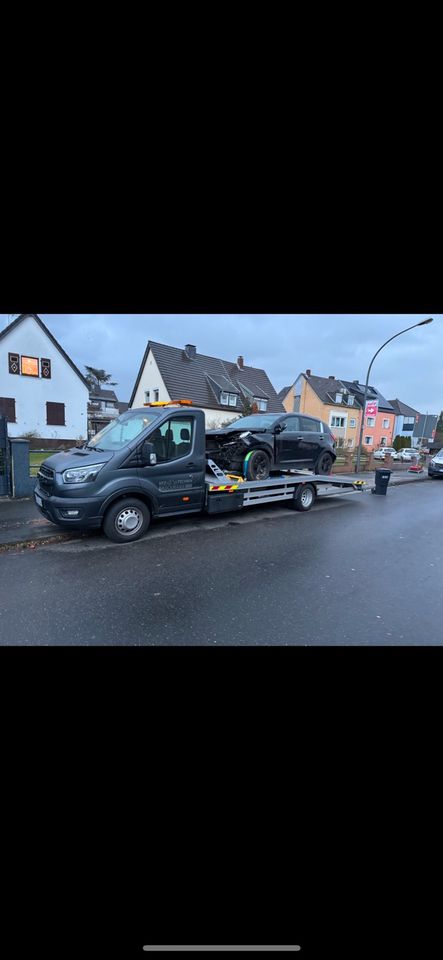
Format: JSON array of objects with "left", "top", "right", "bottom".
[{"left": 29, "top": 450, "right": 58, "bottom": 477}]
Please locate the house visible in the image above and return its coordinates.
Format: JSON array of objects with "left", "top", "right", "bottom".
[
  {"left": 88, "top": 387, "right": 120, "bottom": 437},
  {"left": 287, "top": 370, "right": 396, "bottom": 451},
  {"left": 412, "top": 412, "right": 438, "bottom": 450},
  {"left": 129, "top": 341, "right": 285, "bottom": 427},
  {"left": 388, "top": 399, "right": 421, "bottom": 444},
  {"left": 289, "top": 371, "right": 363, "bottom": 450},
  {"left": 277, "top": 384, "right": 295, "bottom": 413},
  {"left": 0, "top": 313, "right": 89, "bottom": 447}
]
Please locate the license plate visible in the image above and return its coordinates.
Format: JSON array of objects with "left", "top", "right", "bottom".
[{"left": 35, "top": 494, "right": 43, "bottom": 507}]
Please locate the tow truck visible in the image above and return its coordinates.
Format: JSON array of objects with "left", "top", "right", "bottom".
[{"left": 33, "top": 401, "right": 364, "bottom": 543}]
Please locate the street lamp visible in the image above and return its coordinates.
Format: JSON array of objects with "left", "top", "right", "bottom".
[{"left": 355, "top": 318, "right": 433, "bottom": 473}]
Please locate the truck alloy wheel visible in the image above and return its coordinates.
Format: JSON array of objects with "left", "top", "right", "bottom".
[
  {"left": 290, "top": 483, "right": 316, "bottom": 511},
  {"left": 244, "top": 450, "right": 271, "bottom": 481},
  {"left": 103, "top": 498, "right": 151, "bottom": 543}
]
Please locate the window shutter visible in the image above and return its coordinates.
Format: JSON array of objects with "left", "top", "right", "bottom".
[
  {"left": 46, "top": 402, "right": 65, "bottom": 425},
  {"left": 0, "top": 397, "right": 16, "bottom": 421},
  {"left": 8, "top": 353, "right": 19, "bottom": 375},
  {"left": 41, "top": 358, "right": 51, "bottom": 379}
]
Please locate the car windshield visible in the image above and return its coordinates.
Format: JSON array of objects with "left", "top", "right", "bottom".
[
  {"left": 86, "top": 410, "right": 160, "bottom": 451},
  {"left": 227, "top": 415, "right": 281, "bottom": 431}
]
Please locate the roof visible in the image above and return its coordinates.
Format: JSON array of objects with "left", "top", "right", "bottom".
[
  {"left": 298, "top": 373, "right": 395, "bottom": 412},
  {"left": 413, "top": 413, "right": 438, "bottom": 438},
  {"left": 129, "top": 341, "right": 285, "bottom": 413},
  {"left": 117, "top": 402, "right": 129, "bottom": 415},
  {"left": 339, "top": 381, "right": 395, "bottom": 413},
  {"left": 89, "top": 387, "right": 118, "bottom": 402},
  {"left": 388, "top": 398, "right": 421, "bottom": 417},
  {"left": 277, "top": 385, "right": 292, "bottom": 401},
  {"left": 0, "top": 314, "right": 90, "bottom": 390}
]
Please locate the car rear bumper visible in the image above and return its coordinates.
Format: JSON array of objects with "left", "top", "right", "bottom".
[{"left": 33, "top": 483, "right": 103, "bottom": 529}]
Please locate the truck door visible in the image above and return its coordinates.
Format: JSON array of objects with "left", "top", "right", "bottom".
[{"left": 138, "top": 415, "right": 206, "bottom": 515}]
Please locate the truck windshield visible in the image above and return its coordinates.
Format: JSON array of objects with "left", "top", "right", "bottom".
[
  {"left": 87, "top": 411, "right": 160, "bottom": 451},
  {"left": 227, "top": 415, "right": 281, "bottom": 431}
]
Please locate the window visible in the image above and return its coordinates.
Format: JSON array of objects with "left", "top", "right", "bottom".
[
  {"left": 220, "top": 391, "right": 229, "bottom": 404},
  {"left": 254, "top": 398, "right": 267, "bottom": 412},
  {"left": 300, "top": 416, "right": 321, "bottom": 432},
  {"left": 331, "top": 415, "right": 346, "bottom": 428},
  {"left": 8, "top": 353, "right": 19, "bottom": 375},
  {"left": 347, "top": 438, "right": 354, "bottom": 448},
  {"left": 21, "top": 356, "right": 39, "bottom": 377},
  {"left": 144, "top": 391, "right": 150, "bottom": 403},
  {"left": 221, "top": 391, "right": 237, "bottom": 406},
  {"left": 0, "top": 397, "right": 16, "bottom": 422},
  {"left": 350, "top": 418, "right": 356, "bottom": 428},
  {"left": 153, "top": 390, "right": 159, "bottom": 402},
  {"left": 380, "top": 437, "right": 387, "bottom": 445},
  {"left": 366, "top": 417, "right": 375, "bottom": 427},
  {"left": 383, "top": 419, "right": 389, "bottom": 429},
  {"left": 46, "top": 402, "right": 65, "bottom": 426},
  {"left": 347, "top": 395, "right": 355, "bottom": 405},
  {"left": 403, "top": 417, "right": 414, "bottom": 432},
  {"left": 228, "top": 394, "right": 237, "bottom": 407},
  {"left": 41, "top": 358, "right": 51, "bottom": 379},
  {"left": 335, "top": 393, "right": 343, "bottom": 403},
  {"left": 282, "top": 416, "right": 300, "bottom": 431},
  {"left": 365, "top": 436, "right": 373, "bottom": 445},
  {"left": 151, "top": 418, "right": 193, "bottom": 462}
]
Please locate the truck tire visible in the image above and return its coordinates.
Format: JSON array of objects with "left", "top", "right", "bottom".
[
  {"left": 290, "top": 483, "right": 316, "bottom": 511},
  {"left": 103, "top": 497, "right": 151, "bottom": 543},
  {"left": 315, "top": 451, "right": 333, "bottom": 475},
  {"left": 244, "top": 449, "right": 271, "bottom": 481}
]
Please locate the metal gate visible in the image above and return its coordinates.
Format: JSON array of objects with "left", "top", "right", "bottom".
[{"left": 0, "top": 415, "right": 10, "bottom": 496}]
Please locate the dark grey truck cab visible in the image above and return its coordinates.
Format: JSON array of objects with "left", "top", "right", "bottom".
[{"left": 34, "top": 406, "right": 207, "bottom": 542}]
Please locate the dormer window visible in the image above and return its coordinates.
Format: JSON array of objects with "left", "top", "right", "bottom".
[
  {"left": 254, "top": 398, "right": 268, "bottom": 412},
  {"left": 347, "top": 395, "right": 354, "bottom": 405},
  {"left": 335, "top": 393, "right": 343, "bottom": 403},
  {"left": 221, "top": 391, "right": 237, "bottom": 406}
]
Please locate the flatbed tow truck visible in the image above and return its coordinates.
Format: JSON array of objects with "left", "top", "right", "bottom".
[{"left": 33, "top": 401, "right": 364, "bottom": 543}]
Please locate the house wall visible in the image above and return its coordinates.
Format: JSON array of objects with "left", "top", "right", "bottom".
[
  {"left": 282, "top": 385, "right": 295, "bottom": 413},
  {"left": 0, "top": 315, "right": 89, "bottom": 441},
  {"left": 362, "top": 411, "right": 395, "bottom": 449}
]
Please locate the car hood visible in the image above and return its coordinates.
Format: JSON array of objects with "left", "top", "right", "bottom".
[
  {"left": 432, "top": 454, "right": 443, "bottom": 463},
  {"left": 41, "top": 448, "right": 115, "bottom": 472},
  {"left": 206, "top": 427, "right": 271, "bottom": 439}
]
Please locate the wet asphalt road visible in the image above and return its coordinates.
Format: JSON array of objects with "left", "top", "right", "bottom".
[{"left": 1, "top": 482, "right": 442, "bottom": 644}]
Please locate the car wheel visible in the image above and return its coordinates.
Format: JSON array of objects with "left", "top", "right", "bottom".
[
  {"left": 103, "top": 497, "right": 151, "bottom": 543},
  {"left": 290, "top": 483, "right": 316, "bottom": 511},
  {"left": 315, "top": 451, "right": 333, "bottom": 475},
  {"left": 244, "top": 449, "right": 271, "bottom": 481}
]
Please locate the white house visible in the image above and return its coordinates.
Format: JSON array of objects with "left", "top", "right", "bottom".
[
  {"left": 0, "top": 314, "right": 89, "bottom": 444},
  {"left": 129, "top": 341, "right": 285, "bottom": 428}
]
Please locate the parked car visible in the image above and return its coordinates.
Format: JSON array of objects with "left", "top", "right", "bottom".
[
  {"left": 373, "top": 447, "right": 399, "bottom": 460},
  {"left": 428, "top": 448, "right": 443, "bottom": 478},
  {"left": 398, "top": 449, "right": 420, "bottom": 462},
  {"left": 206, "top": 412, "right": 337, "bottom": 480}
]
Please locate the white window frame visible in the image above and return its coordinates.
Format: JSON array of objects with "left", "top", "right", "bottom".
[
  {"left": 228, "top": 394, "right": 237, "bottom": 407},
  {"left": 144, "top": 390, "right": 150, "bottom": 403},
  {"left": 380, "top": 437, "right": 387, "bottom": 445},
  {"left": 366, "top": 416, "right": 375, "bottom": 427},
  {"left": 330, "top": 414, "right": 347, "bottom": 429},
  {"left": 255, "top": 398, "right": 268, "bottom": 412},
  {"left": 347, "top": 395, "right": 355, "bottom": 406},
  {"left": 153, "top": 389, "right": 159, "bottom": 402},
  {"left": 335, "top": 392, "right": 343, "bottom": 403},
  {"left": 383, "top": 418, "right": 389, "bottom": 429},
  {"left": 349, "top": 418, "right": 356, "bottom": 428},
  {"left": 365, "top": 436, "right": 374, "bottom": 445},
  {"left": 220, "top": 391, "right": 229, "bottom": 405}
]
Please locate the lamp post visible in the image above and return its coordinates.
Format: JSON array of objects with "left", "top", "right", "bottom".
[{"left": 355, "top": 318, "right": 433, "bottom": 473}]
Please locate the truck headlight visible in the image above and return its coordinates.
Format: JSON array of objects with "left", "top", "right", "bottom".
[{"left": 62, "top": 463, "right": 105, "bottom": 484}]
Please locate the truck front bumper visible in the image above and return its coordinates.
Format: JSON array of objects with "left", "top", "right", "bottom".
[{"left": 33, "top": 484, "right": 103, "bottom": 530}]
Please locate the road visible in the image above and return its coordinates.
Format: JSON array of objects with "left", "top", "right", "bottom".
[{"left": 1, "top": 482, "right": 442, "bottom": 644}]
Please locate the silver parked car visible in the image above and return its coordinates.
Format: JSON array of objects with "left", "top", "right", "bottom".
[
  {"left": 428, "top": 448, "right": 443, "bottom": 478},
  {"left": 373, "top": 447, "right": 400, "bottom": 460}
]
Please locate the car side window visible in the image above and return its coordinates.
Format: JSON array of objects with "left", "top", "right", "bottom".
[
  {"left": 299, "top": 416, "right": 321, "bottom": 432},
  {"left": 282, "top": 416, "right": 300, "bottom": 431},
  {"left": 150, "top": 418, "right": 193, "bottom": 462}
]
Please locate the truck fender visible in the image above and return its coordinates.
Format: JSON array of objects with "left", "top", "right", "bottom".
[{"left": 99, "top": 489, "right": 156, "bottom": 518}]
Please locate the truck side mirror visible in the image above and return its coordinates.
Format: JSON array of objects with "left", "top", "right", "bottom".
[{"left": 140, "top": 440, "right": 157, "bottom": 466}]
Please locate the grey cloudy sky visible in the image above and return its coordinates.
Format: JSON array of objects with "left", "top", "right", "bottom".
[{"left": 1, "top": 314, "right": 441, "bottom": 413}]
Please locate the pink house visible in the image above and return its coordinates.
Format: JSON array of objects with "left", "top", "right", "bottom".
[{"left": 340, "top": 381, "right": 396, "bottom": 451}]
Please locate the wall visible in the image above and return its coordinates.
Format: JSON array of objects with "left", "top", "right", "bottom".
[
  {"left": 362, "top": 411, "right": 395, "bottom": 450},
  {"left": 298, "top": 379, "right": 362, "bottom": 448},
  {"left": 282, "top": 385, "right": 295, "bottom": 413},
  {"left": 0, "top": 316, "right": 89, "bottom": 442}
]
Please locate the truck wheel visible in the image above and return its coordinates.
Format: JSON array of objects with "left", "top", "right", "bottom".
[
  {"left": 245, "top": 450, "right": 271, "bottom": 481},
  {"left": 103, "top": 498, "right": 150, "bottom": 543},
  {"left": 315, "top": 452, "right": 333, "bottom": 475},
  {"left": 290, "top": 483, "right": 316, "bottom": 511}
]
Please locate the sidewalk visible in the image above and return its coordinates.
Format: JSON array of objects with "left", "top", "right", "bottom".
[{"left": 0, "top": 468, "right": 431, "bottom": 550}]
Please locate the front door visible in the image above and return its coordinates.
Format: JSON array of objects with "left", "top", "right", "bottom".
[{"left": 138, "top": 415, "right": 205, "bottom": 514}]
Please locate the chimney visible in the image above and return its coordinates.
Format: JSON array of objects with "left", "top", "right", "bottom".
[
  {"left": 184, "top": 344, "right": 196, "bottom": 360},
  {"left": 329, "top": 375, "right": 335, "bottom": 380},
  {"left": 237, "top": 356, "right": 244, "bottom": 369},
  {"left": 306, "top": 369, "right": 311, "bottom": 376}
]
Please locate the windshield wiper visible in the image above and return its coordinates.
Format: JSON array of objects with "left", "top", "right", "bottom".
[{"left": 86, "top": 444, "right": 105, "bottom": 452}]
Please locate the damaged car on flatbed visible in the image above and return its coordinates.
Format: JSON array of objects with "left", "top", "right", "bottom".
[{"left": 206, "top": 412, "right": 337, "bottom": 481}]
